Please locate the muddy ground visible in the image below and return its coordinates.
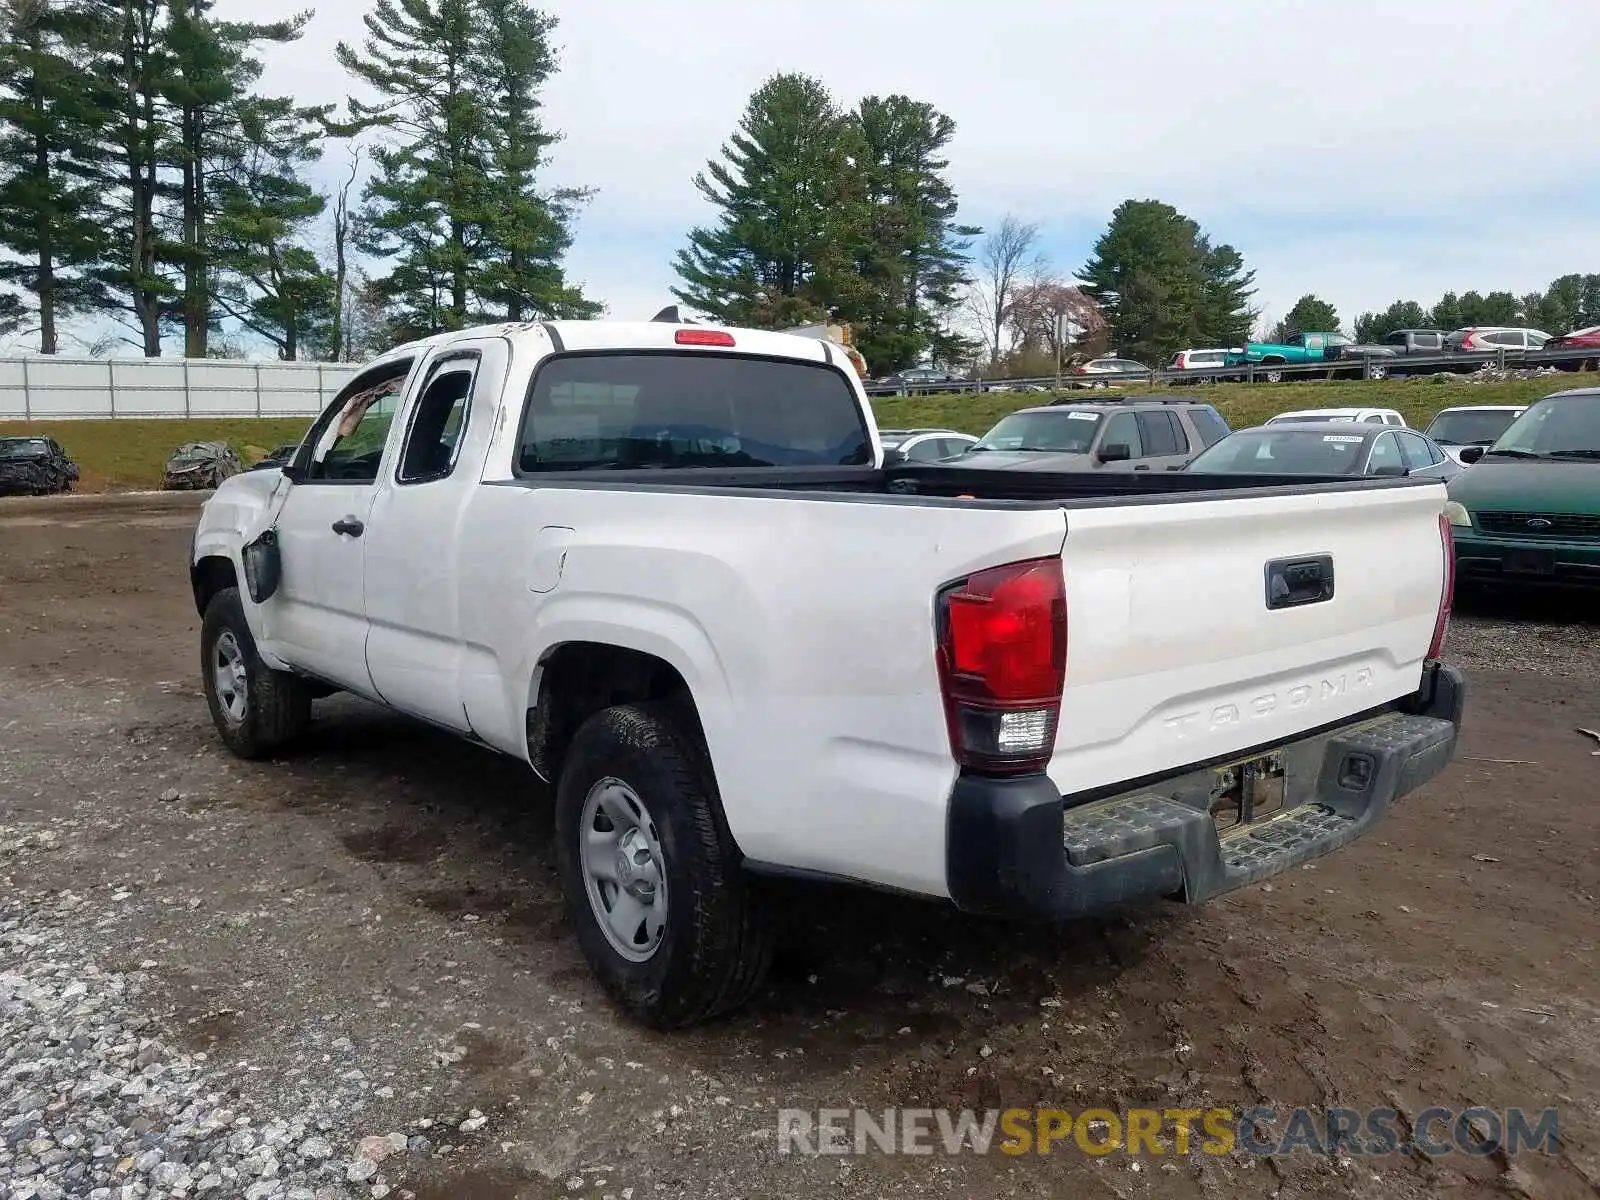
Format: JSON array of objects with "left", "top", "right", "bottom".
[{"left": 1, "top": 492, "right": 1597, "bottom": 1200}]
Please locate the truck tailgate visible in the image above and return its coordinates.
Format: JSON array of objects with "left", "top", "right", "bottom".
[{"left": 1050, "top": 481, "right": 1448, "bottom": 795}]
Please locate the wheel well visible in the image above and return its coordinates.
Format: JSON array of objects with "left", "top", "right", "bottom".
[
  {"left": 526, "top": 643, "right": 700, "bottom": 781},
  {"left": 191, "top": 555, "right": 238, "bottom": 616},
  {"left": 1259, "top": 356, "right": 1287, "bottom": 365}
]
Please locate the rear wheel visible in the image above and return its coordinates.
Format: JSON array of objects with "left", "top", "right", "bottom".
[
  {"left": 554, "top": 701, "right": 773, "bottom": 1028},
  {"left": 1259, "top": 363, "right": 1285, "bottom": 383},
  {"left": 200, "top": 586, "right": 313, "bottom": 759}
]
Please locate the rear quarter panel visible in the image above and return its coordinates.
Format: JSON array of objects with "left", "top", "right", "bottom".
[{"left": 454, "top": 483, "right": 1069, "bottom": 897}]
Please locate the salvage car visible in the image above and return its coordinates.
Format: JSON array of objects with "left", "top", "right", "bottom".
[
  {"left": 0, "top": 436, "right": 79, "bottom": 495},
  {"left": 1185, "top": 422, "right": 1461, "bottom": 480},
  {"left": 164, "top": 441, "right": 243, "bottom": 490},
  {"left": 1447, "top": 386, "right": 1600, "bottom": 587},
  {"left": 187, "top": 319, "right": 1466, "bottom": 1027}
]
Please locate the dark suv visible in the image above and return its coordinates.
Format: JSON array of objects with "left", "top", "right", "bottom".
[{"left": 946, "top": 395, "right": 1232, "bottom": 472}]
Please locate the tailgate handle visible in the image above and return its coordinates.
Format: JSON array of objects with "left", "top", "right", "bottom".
[{"left": 1265, "top": 554, "right": 1334, "bottom": 609}]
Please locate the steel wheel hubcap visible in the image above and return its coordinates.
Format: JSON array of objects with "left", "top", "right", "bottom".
[
  {"left": 213, "top": 631, "right": 249, "bottom": 724},
  {"left": 579, "top": 777, "right": 667, "bottom": 962}
]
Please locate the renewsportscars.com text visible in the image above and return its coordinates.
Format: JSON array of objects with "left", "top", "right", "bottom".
[{"left": 775, "top": 1106, "right": 1559, "bottom": 1158}]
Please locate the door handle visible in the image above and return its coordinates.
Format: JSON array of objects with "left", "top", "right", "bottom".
[
  {"left": 1265, "top": 554, "right": 1335, "bottom": 609},
  {"left": 1134, "top": 464, "right": 1150, "bottom": 470},
  {"left": 331, "top": 516, "right": 365, "bottom": 537}
]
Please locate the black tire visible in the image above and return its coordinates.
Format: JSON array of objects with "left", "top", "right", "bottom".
[
  {"left": 200, "top": 585, "right": 313, "bottom": 759},
  {"left": 554, "top": 701, "right": 773, "bottom": 1028}
]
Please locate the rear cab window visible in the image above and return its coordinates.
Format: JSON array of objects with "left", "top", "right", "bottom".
[
  {"left": 1187, "top": 405, "right": 1231, "bottom": 447},
  {"left": 515, "top": 352, "right": 872, "bottom": 471}
]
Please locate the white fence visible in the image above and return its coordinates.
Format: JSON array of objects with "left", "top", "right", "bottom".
[{"left": 0, "top": 356, "right": 363, "bottom": 421}]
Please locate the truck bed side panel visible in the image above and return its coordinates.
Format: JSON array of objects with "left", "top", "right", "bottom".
[{"left": 454, "top": 485, "right": 1070, "bottom": 897}]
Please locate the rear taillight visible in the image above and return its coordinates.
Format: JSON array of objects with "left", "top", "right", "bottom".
[
  {"left": 1429, "top": 512, "right": 1454, "bottom": 659},
  {"left": 935, "top": 558, "right": 1067, "bottom": 774}
]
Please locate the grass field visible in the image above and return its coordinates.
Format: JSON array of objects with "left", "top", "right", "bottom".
[
  {"left": 1, "top": 374, "right": 1586, "bottom": 491},
  {"left": 0, "top": 417, "right": 312, "bottom": 491}
]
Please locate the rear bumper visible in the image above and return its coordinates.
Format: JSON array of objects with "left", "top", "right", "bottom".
[
  {"left": 945, "top": 661, "right": 1465, "bottom": 921},
  {"left": 1453, "top": 529, "right": 1600, "bottom": 586}
]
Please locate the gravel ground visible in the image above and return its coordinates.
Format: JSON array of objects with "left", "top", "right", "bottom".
[{"left": 2, "top": 493, "right": 1598, "bottom": 1200}]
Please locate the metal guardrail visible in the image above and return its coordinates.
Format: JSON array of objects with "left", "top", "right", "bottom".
[{"left": 863, "top": 345, "right": 1600, "bottom": 397}]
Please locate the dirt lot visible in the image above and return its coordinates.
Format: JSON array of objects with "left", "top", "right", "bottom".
[{"left": 2, "top": 493, "right": 1597, "bottom": 1200}]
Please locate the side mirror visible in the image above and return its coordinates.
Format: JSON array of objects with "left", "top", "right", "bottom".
[
  {"left": 1098, "top": 442, "right": 1132, "bottom": 462},
  {"left": 281, "top": 462, "right": 306, "bottom": 483},
  {"left": 1459, "top": 446, "right": 1486, "bottom": 464},
  {"left": 881, "top": 447, "right": 909, "bottom": 467},
  {"left": 1371, "top": 464, "right": 1408, "bottom": 477}
]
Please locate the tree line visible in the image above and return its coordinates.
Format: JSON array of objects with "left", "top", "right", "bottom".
[
  {"left": 2, "top": 18, "right": 1593, "bottom": 371},
  {"left": 1269, "top": 278, "right": 1600, "bottom": 346},
  {"left": 0, "top": 0, "right": 594, "bottom": 359}
]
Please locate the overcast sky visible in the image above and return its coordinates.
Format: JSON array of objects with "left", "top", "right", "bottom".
[{"left": 221, "top": 0, "right": 1599, "bottom": 341}]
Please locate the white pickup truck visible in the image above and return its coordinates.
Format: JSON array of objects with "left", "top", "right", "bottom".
[{"left": 189, "top": 318, "right": 1466, "bottom": 1028}]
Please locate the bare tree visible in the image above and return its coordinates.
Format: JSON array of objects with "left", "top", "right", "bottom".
[
  {"left": 328, "top": 145, "right": 364, "bottom": 361},
  {"left": 964, "top": 215, "right": 1043, "bottom": 366}
]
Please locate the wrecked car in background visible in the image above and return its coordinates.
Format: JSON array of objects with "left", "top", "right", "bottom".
[
  {"left": 163, "top": 441, "right": 243, "bottom": 490},
  {"left": 0, "top": 436, "right": 79, "bottom": 496}
]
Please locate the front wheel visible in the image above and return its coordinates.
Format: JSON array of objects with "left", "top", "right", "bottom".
[
  {"left": 200, "top": 585, "right": 313, "bottom": 759},
  {"left": 554, "top": 701, "right": 773, "bottom": 1028}
]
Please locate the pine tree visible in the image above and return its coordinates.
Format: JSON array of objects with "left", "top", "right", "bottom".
[
  {"left": 161, "top": 0, "right": 324, "bottom": 356},
  {"left": 472, "top": 0, "right": 598, "bottom": 320},
  {"left": 848, "top": 94, "right": 976, "bottom": 371},
  {"left": 1271, "top": 294, "right": 1340, "bottom": 341},
  {"left": 338, "top": 0, "right": 487, "bottom": 335},
  {"left": 1197, "top": 239, "right": 1257, "bottom": 345},
  {"left": 1080, "top": 200, "right": 1257, "bottom": 362},
  {"left": 88, "top": 0, "right": 176, "bottom": 355},
  {"left": 338, "top": 0, "right": 592, "bottom": 335},
  {"left": 210, "top": 96, "right": 335, "bottom": 360},
  {"left": 0, "top": 0, "right": 116, "bottom": 354},
  {"left": 671, "top": 73, "right": 854, "bottom": 326}
]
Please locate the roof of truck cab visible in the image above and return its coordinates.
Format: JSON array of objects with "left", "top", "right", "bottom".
[{"left": 368, "top": 320, "right": 837, "bottom": 369}]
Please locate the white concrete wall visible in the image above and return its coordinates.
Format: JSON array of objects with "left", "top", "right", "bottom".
[{"left": 0, "top": 357, "right": 362, "bottom": 420}]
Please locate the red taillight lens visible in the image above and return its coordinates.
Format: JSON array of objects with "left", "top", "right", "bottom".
[
  {"left": 675, "top": 328, "right": 735, "bottom": 346},
  {"left": 1429, "top": 512, "right": 1454, "bottom": 659},
  {"left": 935, "top": 558, "right": 1067, "bottom": 774}
]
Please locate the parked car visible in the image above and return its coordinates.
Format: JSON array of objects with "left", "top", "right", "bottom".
[
  {"left": 1447, "top": 327, "right": 1554, "bottom": 352},
  {"left": 187, "top": 318, "right": 1463, "bottom": 1027},
  {"left": 1546, "top": 326, "right": 1600, "bottom": 369},
  {"left": 1185, "top": 422, "right": 1460, "bottom": 480},
  {"left": 1223, "top": 332, "right": 1351, "bottom": 381},
  {"left": 876, "top": 367, "right": 965, "bottom": 393},
  {"left": 1068, "top": 356, "right": 1151, "bottom": 386},
  {"left": 1547, "top": 325, "right": 1600, "bottom": 351},
  {"left": 164, "top": 441, "right": 243, "bottom": 490},
  {"left": 878, "top": 428, "right": 979, "bottom": 463},
  {"left": 943, "top": 396, "right": 1231, "bottom": 472},
  {"left": 1169, "top": 348, "right": 1235, "bottom": 372},
  {"left": 1323, "top": 329, "right": 1449, "bottom": 378},
  {"left": 1447, "top": 386, "right": 1600, "bottom": 587},
  {"left": 0, "top": 435, "right": 79, "bottom": 496},
  {"left": 249, "top": 443, "right": 302, "bottom": 473},
  {"left": 1264, "top": 407, "right": 1407, "bottom": 428},
  {"left": 1422, "top": 406, "right": 1526, "bottom": 464}
]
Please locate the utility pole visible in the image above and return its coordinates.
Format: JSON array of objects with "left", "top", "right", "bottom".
[{"left": 1054, "top": 312, "right": 1067, "bottom": 390}]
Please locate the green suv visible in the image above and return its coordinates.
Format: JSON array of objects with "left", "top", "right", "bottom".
[{"left": 1446, "top": 386, "right": 1600, "bottom": 586}]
